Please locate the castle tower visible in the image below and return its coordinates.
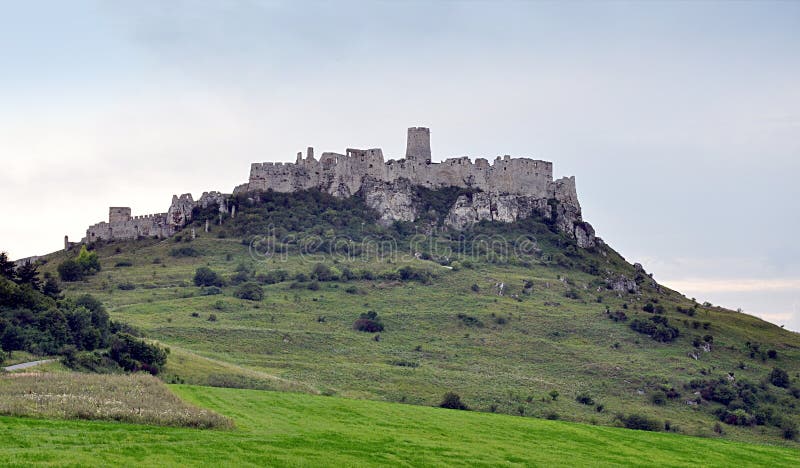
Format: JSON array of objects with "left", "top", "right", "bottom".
[
  {"left": 405, "top": 127, "right": 431, "bottom": 163},
  {"left": 109, "top": 207, "right": 131, "bottom": 223}
]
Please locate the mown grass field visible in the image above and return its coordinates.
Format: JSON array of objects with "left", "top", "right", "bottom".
[
  {"left": 32, "top": 232, "right": 800, "bottom": 446},
  {"left": 0, "top": 384, "right": 797, "bottom": 467}
]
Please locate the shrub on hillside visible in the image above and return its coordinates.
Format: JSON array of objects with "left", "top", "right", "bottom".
[
  {"left": 57, "top": 259, "right": 84, "bottom": 281},
  {"left": 769, "top": 367, "right": 790, "bottom": 388},
  {"left": 439, "top": 392, "right": 468, "bottom": 410},
  {"left": 256, "top": 269, "right": 288, "bottom": 284},
  {"left": 650, "top": 391, "right": 667, "bottom": 406},
  {"left": 563, "top": 289, "right": 581, "bottom": 300},
  {"left": 396, "top": 266, "right": 433, "bottom": 284},
  {"left": 108, "top": 333, "right": 169, "bottom": 375},
  {"left": 170, "top": 247, "right": 200, "bottom": 258},
  {"left": 57, "top": 246, "right": 101, "bottom": 282},
  {"left": 457, "top": 313, "right": 483, "bottom": 328},
  {"left": 311, "top": 263, "right": 334, "bottom": 281},
  {"left": 235, "top": 282, "right": 264, "bottom": 301},
  {"left": 353, "top": 311, "right": 384, "bottom": 333},
  {"left": 618, "top": 413, "right": 662, "bottom": 431},
  {"left": 200, "top": 286, "right": 222, "bottom": 296},
  {"left": 576, "top": 393, "right": 595, "bottom": 406},
  {"left": 194, "top": 267, "right": 224, "bottom": 287},
  {"left": 630, "top": 316, "right": 679, "bottom": 343}
]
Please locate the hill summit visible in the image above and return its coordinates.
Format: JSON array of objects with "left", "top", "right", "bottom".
[{"left": 79, "top": 127, "right": 596, "bottom": 250}]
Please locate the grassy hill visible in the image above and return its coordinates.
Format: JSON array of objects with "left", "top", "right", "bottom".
[
  {"left": 1, "top": 384, "right": 797, "bottom": 466},
  {"left": 29, "top": 189, "right": 800, "bottom": 446}
]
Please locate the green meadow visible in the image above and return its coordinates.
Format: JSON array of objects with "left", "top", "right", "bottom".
[{"left": 1, "top": 385, "right": 797, "bottom": 467}]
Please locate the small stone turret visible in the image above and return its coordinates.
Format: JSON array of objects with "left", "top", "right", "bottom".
[{"left": 405, "top": 127, "right": 431, "bottom": 163}]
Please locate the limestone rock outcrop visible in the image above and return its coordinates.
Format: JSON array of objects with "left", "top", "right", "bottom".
[{"left": 360, "top": 178, "right": 418, "bottom": 225}]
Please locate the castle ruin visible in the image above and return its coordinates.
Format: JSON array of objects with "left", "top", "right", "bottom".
[{"left": 79, "top": 127, "right": 596, "bottom": 248}]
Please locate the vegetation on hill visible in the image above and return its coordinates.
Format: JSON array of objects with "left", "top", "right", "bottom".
[
  {"left": 0, "top": 386, "right": 797, "bottom": 466},
  {"left": 0, "top": 373, "right": 231, "bottom": 429},
  {"left": 18, "top": 188, "right": 800, "bottom": 446},
  {"left": 0, "top": 257, "right": 168, "bottom": 374}
]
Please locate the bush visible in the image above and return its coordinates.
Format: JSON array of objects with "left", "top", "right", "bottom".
[
  {"left": 117, "top": 282, "right": 136, "bottom": 291},
  {"left": 576, "top": 393, "right": 595, "bottom": 405},
  {"left": 57, "top": 246, "right": 101, "bottom": 282},
  {"left": 457, "top": 313, "right": 484, "bottom": 327},
  {"left": 108, "top": 333, "right": 169, "bottom": 375},
  {"left": 769, "top": 367, "right": 790, "bottom": 388},
  {"left": 397, "top": 266, "right": 433, "bottom": 284},
  {"left": 353, "top": 318, "right": 383, "bottom": 333},
  {"left": 619, "top": 413, "right": 661, "bottom": 431},
  {"left": 630, "top": 317, "right": 679, "bottom": 343},
  {"left": 75, "top": 246, "right": 101, "bottom": 274},
  {"left": 439, "top": 392, "right": 468, "bottom": 410},
  {"left": 229, "top": 270, "right": 250, "bottom": 285},
  {"left": 235, "top": 282, "right": 264, "bottom": 301},
  {"left": 170, "top": 247, "right": 200, "bottom": 258},
  {"left": 311, "top": 263, "right": 334, "bottom": 281},
  {"left": 549, "top": 390, "right": 559, "bottom": 401},
  {"left": 783, "top": 422, "right": 798, "bottom": 440},
  {"left": 257, "top": 269, "right": 288, "bottom": 284},
  {"left": 57, "top": 259, "right": 84, "bottom": 282},
  {"left": 200, "top": 286, "right": 222, "bottom": 296},
  {"left": 114, "top": 260, "right": 133, "bottom": 267},
  {"left": 353, "top": 311, "right": 383, "bottom": 333},
  {"left": 563, "top": 289, "right": 580, "bottom": 300},
  {"left": 194, "top": 267, "right": 223, "bottom": 287},
  {"left": 208, "top": 314, "right": 218, "bottom": 322},
  {"left": 650, "top": 391, "right": 667, "bottom": 406}
]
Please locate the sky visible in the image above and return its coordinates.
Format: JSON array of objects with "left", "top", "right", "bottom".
[{"left": 1, "top": 1, "right": 798, "bottom": 330}]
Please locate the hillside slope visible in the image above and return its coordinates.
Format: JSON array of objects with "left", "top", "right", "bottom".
[
  {"left": 1, "top": 385, "right": 797, "bottom": 466},
  {"left": 36, "top": 189, "right": 800, "bottom": 445}
]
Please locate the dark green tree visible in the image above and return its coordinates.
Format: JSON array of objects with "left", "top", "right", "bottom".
[
  {"left": 0, "top": 252, "right": 15, "bottom": 280},
  {"left": 42, "top": 273, "right": 62, "bottom": 299},
  {"left": 15, "top": 261, "right": 41, "bottom": 290}
]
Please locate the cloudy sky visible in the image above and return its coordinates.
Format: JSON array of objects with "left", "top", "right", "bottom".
[{"left": 1, "top": 1, "right": 798, "bottom": 330}]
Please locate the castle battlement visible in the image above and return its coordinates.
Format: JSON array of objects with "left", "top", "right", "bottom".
[
  {"left": 79, "top": 126, "right": 594, "bottom": 249},
  {"left": 237, "top": 127, "right": 565, "bottom": 202}
]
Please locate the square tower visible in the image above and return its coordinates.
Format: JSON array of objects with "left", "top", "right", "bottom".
[
  {"left": 109, "top": 207, "right": 131, "bottom": 223},
  {"left": 405, "top": 127, "right": 431, "bottom": 163}
]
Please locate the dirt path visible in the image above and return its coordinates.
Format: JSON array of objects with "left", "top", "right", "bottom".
[{"left": 2, "top": 359, "right": 55, "bottom": 371}]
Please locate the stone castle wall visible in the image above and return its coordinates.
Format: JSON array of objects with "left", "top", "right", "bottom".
[
  {"left": 240, "top": 127, "right": 564, "bottom": 201},
  {"left": 80, "top": 127, "right": 594, "bottom": 248},
  {"left": 83, "top": 191, "right": 228, "bottom": 243}
]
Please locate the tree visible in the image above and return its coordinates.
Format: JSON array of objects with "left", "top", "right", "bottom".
[
  {"left": 235, "top": 282, "right": 264, "bottom": 301},
  {"left": 194, "top": 267, "right": 223, "bottom": 287},
  {"left": 0, "top": 252, "right": 15, "bottom": 280},
  {"left": 57, "top": 259, "right": 83, "bottom": 282},
  {"left": 439, "top": 392, "right": 469, "bottom": 410},
  {"left": 42, "top": 273, "right": 62, "bottom": 299},
  {"left": 14, "top": 261, "right": 41, "bottom": 290},
  {"left": 75, "top": 245, "right": 101, "bottom": 274},
  {"left": 769, "top": 367, "right": 790, "bottom": 388},
  {"left": 109, "top": 333, "right": 169, "bottom": 374},
  {"left": 312, "top": 263, "right": 333, "bottom": 281},
  {"left": 549, "top": 390, "right": 560, "bottom": 401}
]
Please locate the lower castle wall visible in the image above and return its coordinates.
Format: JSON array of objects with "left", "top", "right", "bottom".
[{"left": 85, "top": 214, "right": 173, "bottom": 242}]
